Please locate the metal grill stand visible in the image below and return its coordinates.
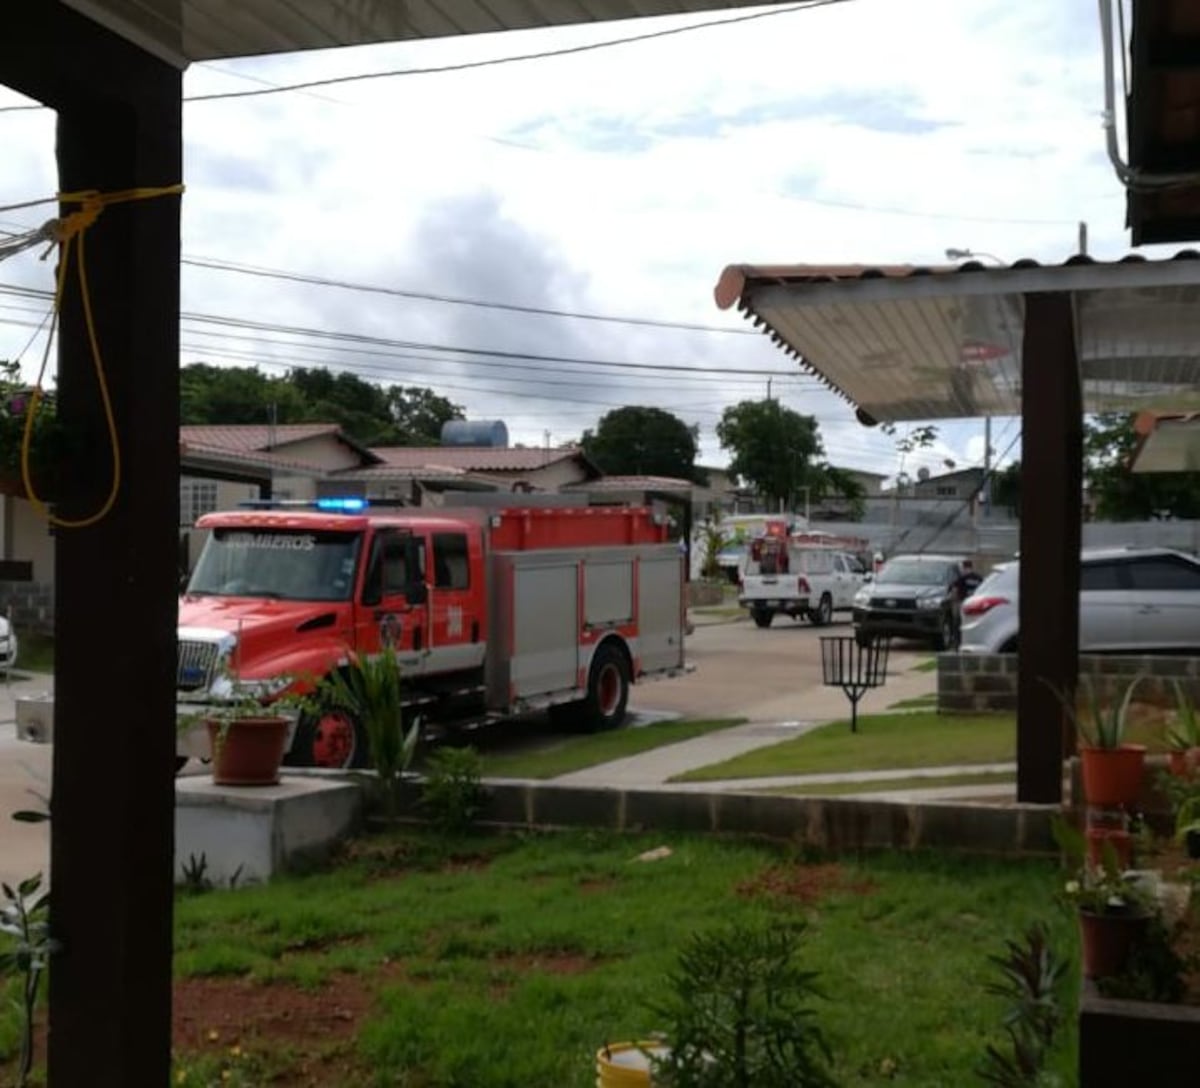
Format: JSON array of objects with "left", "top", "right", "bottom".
[{"left": 819, "top": 636, "right": 890, "bottom": 733}]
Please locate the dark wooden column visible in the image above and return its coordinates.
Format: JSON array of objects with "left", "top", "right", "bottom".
[
  {"left": 1016, "top": 292, "right": 1083, "bottom": 803},
  {"left": 1, "top": 4, "right": 182, "bottom": 1084}
]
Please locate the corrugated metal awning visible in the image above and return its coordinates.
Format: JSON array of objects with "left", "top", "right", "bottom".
[
  {"left": 1130, "top": 410, "right": 1200, "bottom": 473},
  {"left": 62, "top": 0, "right": 793, "bottom": 67},
  {"left": 713, "top": 255, "right": 1200, "bottom": 424}
]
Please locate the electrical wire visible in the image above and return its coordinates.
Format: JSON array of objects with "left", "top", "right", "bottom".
[
  {"left": 184, "top": 2, "right": 852, "bottom": 103},
  {"left": 0, "top": 2, "right": 850, "bottom": 113},
  {"left": 180, "top": 255, "right": 759, "bottom": 334}
]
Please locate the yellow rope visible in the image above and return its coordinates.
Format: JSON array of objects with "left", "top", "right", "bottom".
[{"left": 19, "top": 184, "right": 184, "bottom": 528}]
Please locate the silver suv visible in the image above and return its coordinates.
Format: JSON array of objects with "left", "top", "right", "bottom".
[{"left": 960, "top": 547, "right": 1200, "bottom": 654}]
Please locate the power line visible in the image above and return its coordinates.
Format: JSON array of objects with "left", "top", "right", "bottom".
[
  {"left": 0, "top": 284, "right": 820, "bottom": 383},
  {"left": 0, "top": 2, "right": 849, "bottom": 113},
  {"left": 180, "top": 255, "right": 759, "bottom": 335},
  {"left": 184, "top": 2, "right": 850, "bottom": 103}
]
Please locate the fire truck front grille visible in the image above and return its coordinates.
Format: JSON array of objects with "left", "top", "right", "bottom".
[{"left": 177, "top": 640, "right": 220, "bottom": 692}]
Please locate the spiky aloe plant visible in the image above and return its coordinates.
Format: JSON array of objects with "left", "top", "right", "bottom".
[
  {"left": 1041, "top": 673, "right": 1147, "bottom": 749},
  {"left": 314, "top": 650, "right": 419, "bottom": 820}
]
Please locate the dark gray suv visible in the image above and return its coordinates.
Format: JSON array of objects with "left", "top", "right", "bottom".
[{"left": 852, "top": 553, "right": 963, "bottom": 650}]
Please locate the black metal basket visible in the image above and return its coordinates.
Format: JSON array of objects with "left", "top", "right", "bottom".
[{"left": 819, "top": 636, "right": 890, "bottom": 732}]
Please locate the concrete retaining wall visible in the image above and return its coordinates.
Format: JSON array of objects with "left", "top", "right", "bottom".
[
  {"left": 387, "top": 777, "right": 1061, "bottom": 857},
  {"left": 938, "top": 652, "right": 1200, "bottom": 714},
  {"left": 1079, "top": 981, "right": 1200, "bottom": 1087},
  {"left": 0, "top": 579, "right": 54, "bottom": 634}
]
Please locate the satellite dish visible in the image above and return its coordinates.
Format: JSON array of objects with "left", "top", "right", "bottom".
[{"left": 917, "top": 467, "right": 931, "bottom": 481}]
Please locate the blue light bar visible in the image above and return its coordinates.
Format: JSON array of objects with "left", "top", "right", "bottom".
[{"left": 316, "top": 497, "right": 369, "bottom": 512}]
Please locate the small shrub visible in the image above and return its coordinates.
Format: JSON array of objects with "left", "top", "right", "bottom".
[
  {"left": 647, "top": 920, "right": 837, "bottom": 1088},
  {"left": 978, "top": 923, "right": 1067, "bottom": 1087},
  {"left": 421, "top": 746, "right": 486, "bottom": 835}
]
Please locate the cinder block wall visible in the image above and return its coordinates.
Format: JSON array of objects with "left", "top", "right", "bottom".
[
  {"left": 0, "top": 579, "right": 54, "bottom": 634},
  {"left": 938, "top": 652, "right": 1200, "bottom": 714}
]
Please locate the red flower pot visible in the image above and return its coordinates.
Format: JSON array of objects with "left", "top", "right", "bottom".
[
  {"left": 1079, "top": 745, "right": 1146, "bottom": 808},
  {"left": 206, "top": 716, "right": 290, "bottom": 786},
  {"left": 1078, "top": 910, "right": 1148, "bottom": 978},
  {"left": 1167, "top": 747, "right": 1200, "bottom": 779},
  {"left": 1086, "top": 827, "right": 1133, "bottom": 870}
]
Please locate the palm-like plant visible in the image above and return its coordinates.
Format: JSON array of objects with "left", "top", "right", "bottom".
[
  {"left": 313, "top": 649, "right": 419, "bottom": 820},
  {"left": 1042, "top": 673, "right": 1147, "bottom": 749}
]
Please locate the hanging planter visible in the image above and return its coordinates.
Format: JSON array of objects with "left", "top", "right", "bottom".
[
  {"left": 1078, "top": 910, "right": 1150, "bottom": 979},
  {"left": 1079, "top": 745, "right": 1147, "bottom": 808}
]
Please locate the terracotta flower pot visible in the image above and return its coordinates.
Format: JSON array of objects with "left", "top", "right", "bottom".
[
  {"left": 1167, "top": 747, "right": 1200, "bottom": 779},
  {"left": 1079, "top": 745, "right": 1146, "bottom": 808},
  {"left": 1078, "top": 910, "right": 1148, "bottom": 979},
  {"left": 1086, "top": 826, "right": 1133, "bottom": 870},
  {"left": 206, "top": 716, "right": 290, "bottom": 786}
]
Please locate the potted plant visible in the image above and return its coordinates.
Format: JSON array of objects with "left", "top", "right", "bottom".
[
  {"left": 1172, "top": 793, "right": 1200, "bottom": 860},
  {"left": 1046, "top": 674, "right": 1148, "bottom": 808},
  {"left": 1165, "top": 679, "right": 1200, "bottom": 780},
  {"left": 1064, "top": 860, "right": 1156, "bottom": 979},
  {"left": 192, "top": 661, "right": 298, "bottom": 787},
  {"left": 308, "top": 648, "right": 419, "bottom": 822}
]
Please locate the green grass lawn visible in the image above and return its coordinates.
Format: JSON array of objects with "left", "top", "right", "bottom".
[
  {"left": 8, "top": 632, "right": 53, "bottom": 674},
  {"left": 0, "top": 829, "right": 1077, "bottom": 1086},
  {"left": 888, "top": 694, "right": 938, "bottom": 711},
  {"left": 671, "top": 711, "right": 1018, "bottom": 782},
  {"left": 478, "top": 718, "right": 744, "bottom": 779}
]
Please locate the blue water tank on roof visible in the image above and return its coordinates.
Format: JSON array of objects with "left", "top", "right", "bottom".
[{"left": 441, "top": 420, "right": 509, "bottom": 448}]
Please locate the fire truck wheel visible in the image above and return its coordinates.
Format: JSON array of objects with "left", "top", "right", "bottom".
[
  {"left": 809, "top": 594, "right": 833, "bottom": 626},
  {"left": 751, "top": 606, "right": 774, "bottom": 628},
  {"left": 580, "top": 644, "right": 630, "bottom": 732},
  {"left": 289, "top": 708, "right": 368, "bottom": 769}
]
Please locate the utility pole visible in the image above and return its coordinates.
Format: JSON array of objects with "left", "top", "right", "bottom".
[
  {"left": 766, "top": 377, "right": 772, "bottom": 401},
  {"left": 1078, "top": 220, "right": 1089, "bottom": 255}
]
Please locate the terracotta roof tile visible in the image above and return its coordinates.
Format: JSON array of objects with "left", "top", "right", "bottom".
[
  {"left": 369, "top": 446, "right": 595, "bottom": 473},
  {"left": 179, "top": 424, "right": 343, "bottom": 452}
]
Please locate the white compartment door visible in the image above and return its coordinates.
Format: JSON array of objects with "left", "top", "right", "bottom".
[
  {"left": 638, "top": 555, "right": 684, "bottom": 674},
  {"left": 512, "top": 562, "right": 579, "bottom": 697}
]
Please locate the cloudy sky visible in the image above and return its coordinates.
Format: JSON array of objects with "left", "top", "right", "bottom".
[{"left": 0, "top": 0, "right": 1172, "bottom": 482}]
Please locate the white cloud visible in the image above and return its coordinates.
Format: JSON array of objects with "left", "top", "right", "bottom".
[{"left": 0, "top": 0, "right": 1165, "bottom": 480}]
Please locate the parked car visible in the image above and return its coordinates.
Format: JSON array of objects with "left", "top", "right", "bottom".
[
  {"left": 852, "top": 553, "right": 965, "bottom": 650},
  {"left": 0, "top": 615, "right": 17, "bottom": 670},
  {"left": 960, "top": 547, "right": 1200, "bottom": 653}
]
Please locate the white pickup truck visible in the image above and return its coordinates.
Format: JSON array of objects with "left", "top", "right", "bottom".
[{"left": 738, "top": 531, "right": 870, "bottom": 628}]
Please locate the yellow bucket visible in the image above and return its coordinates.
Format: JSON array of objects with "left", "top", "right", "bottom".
[{"left": 595, "top": 1041, "right": 669, "bottom": 1087}]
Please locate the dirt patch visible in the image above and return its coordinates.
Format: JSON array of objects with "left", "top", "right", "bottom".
[
  {"left": 578, "top": 876, "right": 617, "bottom": 895},
  {"left": 736, "top": 862, "right": 877, "bottom": 905},
  {"left": 174, "top": 973, "right": 380, "bottom": 1086}
]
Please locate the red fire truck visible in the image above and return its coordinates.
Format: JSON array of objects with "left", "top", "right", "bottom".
[{"left": 176, "top": 498, "right": 688, "bottom": 767}]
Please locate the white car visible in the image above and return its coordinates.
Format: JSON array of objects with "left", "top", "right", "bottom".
[
  {"left": 0, "top": 615, "right": 18, "bottom": 670},
  {"left": 960, "top": 547, "right": 1200, "bottom": 653}
]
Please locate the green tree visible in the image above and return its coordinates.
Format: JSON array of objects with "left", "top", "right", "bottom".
[
  {"left": 990, "top": 460, "right": 1021, "bottom": 517},
  {"left": 1084, "top": 412, "right": 1200, "bottom": 520},
  {"left": 716, "top": 399, "right": 824, "bottom": 510},
  {"left": 179, "top": 363, "right": 464, "bottom": 447},
  {"left": 386, "top": 386, "right": 464, "bottom": 446},
  {"left": 180, "top": 364, "right": 303, "bottom": 425},
  {"left": 815, "top": 465, "right": 867, "bottom": 521},
  {"left": 581, "top": 405, "right": 705, "bottom": 483}
]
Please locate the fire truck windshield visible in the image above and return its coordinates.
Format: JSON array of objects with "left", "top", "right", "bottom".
[{"left": 187, "top": 528, "right": 362, "bottom": 602}]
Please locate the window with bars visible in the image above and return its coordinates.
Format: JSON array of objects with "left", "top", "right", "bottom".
[{"left": 179, "top": 480, "right": 218, "bottom": 526}]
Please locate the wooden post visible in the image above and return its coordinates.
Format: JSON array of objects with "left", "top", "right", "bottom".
[
  {"left": 1, "top": 4, "right": 182, "bottom": 1084},
  {"left": 1017, "top": 293, "right": 1083, "bottom": 803}
]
